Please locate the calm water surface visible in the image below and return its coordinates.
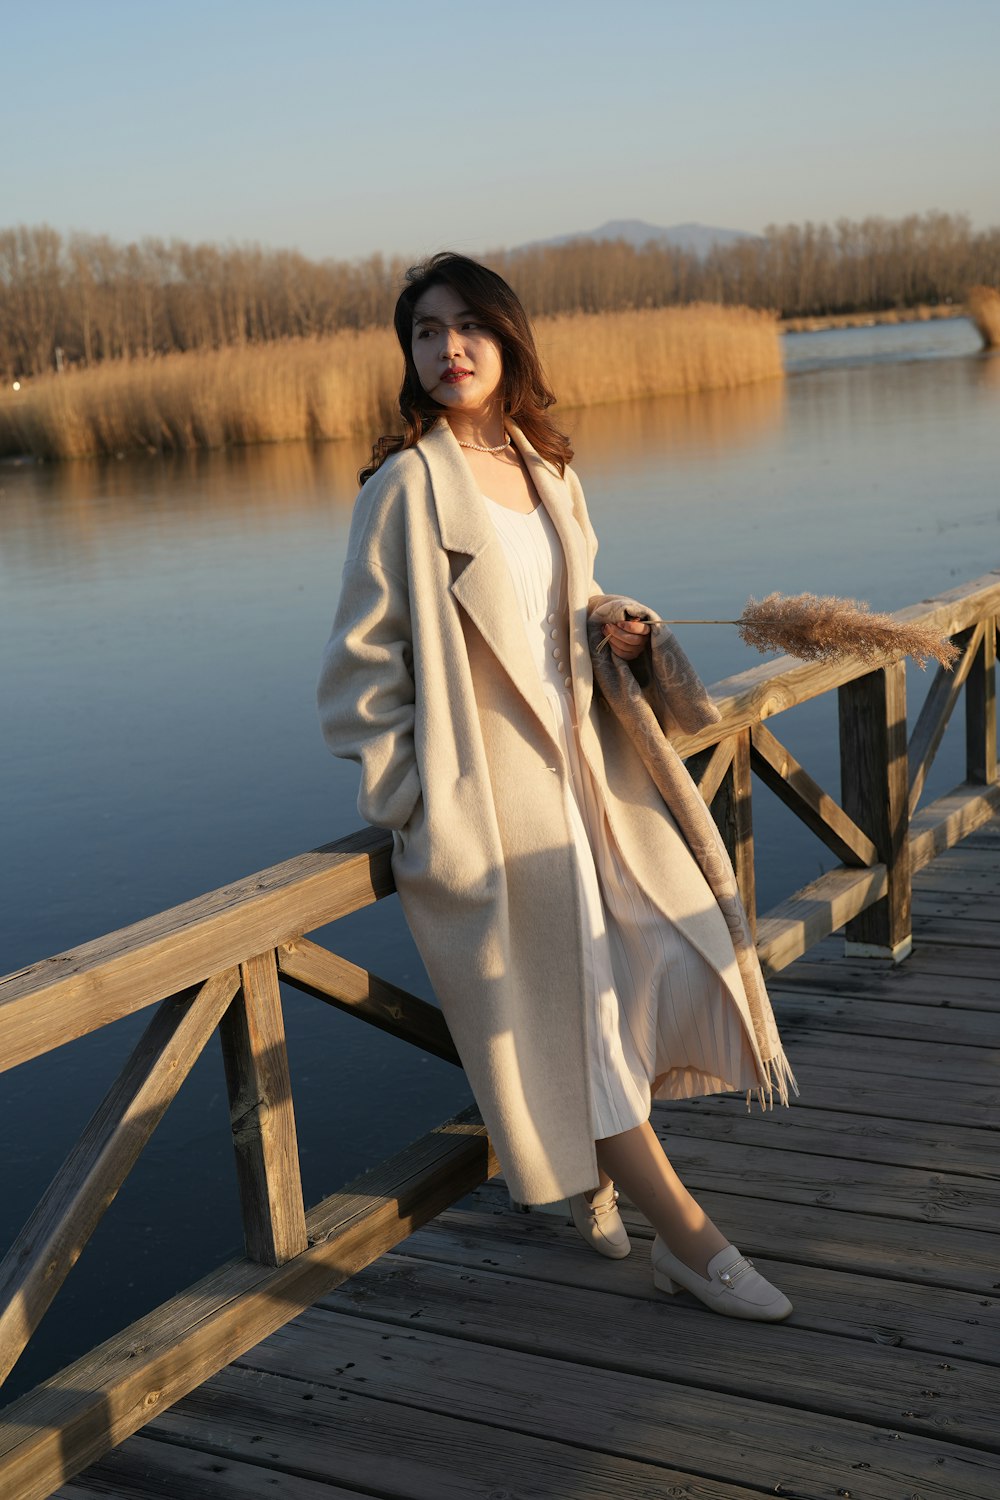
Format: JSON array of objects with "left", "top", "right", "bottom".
[{"left": 1, "top": 317, "right": 997, "bottom": 1395}]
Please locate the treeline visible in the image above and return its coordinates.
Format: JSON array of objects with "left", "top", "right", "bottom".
[
  {"left": 499, "top": 212, "right": 1000, "bottom": 321},
  {"left": 2, "top": 211, "right": 998, "bottom": 378}
]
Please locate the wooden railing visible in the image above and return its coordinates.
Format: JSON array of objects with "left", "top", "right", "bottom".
[{"left": 0, "top": 569, "right": 996, "bottom": 1500}]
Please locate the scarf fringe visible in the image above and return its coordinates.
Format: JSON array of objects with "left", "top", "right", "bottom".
[{"left": 746, "top": 1044, "right": 799, "bottom": 1113}]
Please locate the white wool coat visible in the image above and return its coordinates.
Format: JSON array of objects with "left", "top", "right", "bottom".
[{"left": 318, "top": 419, "right": 774, "bottom": 1206}]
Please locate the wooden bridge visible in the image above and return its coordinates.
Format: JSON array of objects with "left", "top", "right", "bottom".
[{"left": 1, "top": 571, "right": 997, "bottom": 1499}]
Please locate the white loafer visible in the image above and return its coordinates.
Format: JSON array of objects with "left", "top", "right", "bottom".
[
  {"left": 568, "top": 1181, "right": 631, "bottom": 1259},
  {"left": 651, "top": 1235, "right": 792, "bottom": 1321}
]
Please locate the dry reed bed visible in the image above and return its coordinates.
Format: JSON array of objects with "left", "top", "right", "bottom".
[
  {"left": 0, "top": 305, "right": 782, "bottom": 461},
  {"left": 967, "top": 285, "right": 1000, "bottom": 348}
]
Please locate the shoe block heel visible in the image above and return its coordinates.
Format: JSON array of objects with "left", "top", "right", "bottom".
[{"left": 652, "top": 1267, "right": 681, "bottom": 1295}]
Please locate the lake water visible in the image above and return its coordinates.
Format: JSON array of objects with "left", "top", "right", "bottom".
[{"left": 1, "top": 316, "right": 996, "bottom": 1398}]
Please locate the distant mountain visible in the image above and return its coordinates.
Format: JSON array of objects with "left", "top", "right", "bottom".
[{"left": 516, "top": 218, "right": 756, "bottom": 257}]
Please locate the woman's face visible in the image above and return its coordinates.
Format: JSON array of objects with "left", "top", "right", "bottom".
[{"left": 411, "top": 283, "right": 504, "bottom": 421}]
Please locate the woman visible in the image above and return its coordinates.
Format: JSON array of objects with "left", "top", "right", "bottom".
[{"left": 318, "top": 252, "right": 795, "bottom": 1321}]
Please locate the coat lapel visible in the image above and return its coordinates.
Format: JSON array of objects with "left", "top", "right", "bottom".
[
  {"left": 418, "top": 420, "right": 561, "bottom": 751},
  {"left": 515, "top": 431, "right": 595, "bottom": 725},
  {"left": 420, "top": 420, "right": 596, "bottom": 737}
]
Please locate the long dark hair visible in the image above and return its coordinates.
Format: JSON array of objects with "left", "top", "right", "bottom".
[{"left": 359, "top": 252, "right": 572, "bottom": 484}]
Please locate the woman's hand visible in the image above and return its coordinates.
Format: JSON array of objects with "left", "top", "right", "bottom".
[{"left": 602, "top": 618, "right": 651, "bottom": 660}]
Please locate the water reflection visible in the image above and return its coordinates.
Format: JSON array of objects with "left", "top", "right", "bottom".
[
  {"left": 0, "top": 439, "right": 367, "bottom": 574},
  {"left": 975, "top": 350, "right": 1000, "bottom": 390},
  {"left": 566, "top": 378, "right": 785, "bottom": 469}
]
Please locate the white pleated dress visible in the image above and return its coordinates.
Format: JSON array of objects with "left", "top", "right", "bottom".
[{"left": 484, "top": 493, "right": 759, "bottom": 1140}]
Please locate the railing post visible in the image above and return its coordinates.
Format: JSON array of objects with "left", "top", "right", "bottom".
[
  {"left": 219, "top": 949, "right": 308, "bottom": 1266},
  {"left": 838, "top": 660, "right": 912, "bottom": 961},
  {"left": 965, "top": 615, "right": 997, "bottom": 785},
  {"left": 709, "top": 727, "right": 756, "bottom": 942}
]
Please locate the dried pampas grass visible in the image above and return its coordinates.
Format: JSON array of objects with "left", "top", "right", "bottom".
[
  {"left": 734, "top": 592, "right": 958, "bottom": 669},
  {"left": 598, "top": 591, "right": 959, "bottom": 668},
  {"left": 649, "top": 592, "right": 958, "bottom": 669}
]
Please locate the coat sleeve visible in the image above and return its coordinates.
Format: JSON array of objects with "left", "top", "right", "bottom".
[{"left": 317, "top": 485, "right": 421, "bottom": 832}]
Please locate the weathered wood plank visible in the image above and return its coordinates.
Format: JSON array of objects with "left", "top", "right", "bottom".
[
  {"left": 756, "top": 861, "right": 888, "bottom": 974},
  {"left": 220, "top": 951, "right": 307, "bottom": 1266},
  {"left": 710, "top": 727, "right": 756, "bottom": 938},
  {"left": 839, "top": 660, "right": 912, "bottom": 956},
  {"left": 655, "top": 1099, "right": 1000, "bottom": 1177},
  {"left": 395, "top": 1207, "right": 1000, "bottom": 1366},
  {"left": 774, "top": 991, "right": 1000, "bottom": 1047},
  {"left": 912, "top": 889, "right": 1000, "bottom": 920},
  {"left": 782, "top": 1032, "right": 996, "bottom": 1086},
  {"left": 965, "top": 612, "right": 997, "bottom": 785},
  {"left": 0, "top": 828, "right": 394, "bottom": 1073},
  {"left": 310, "top": 1259, "right": 1000, "bottom": 1457},
  {"left": 276, "top": 937, "right": 458, "bottom": 1064},
  {"left": 229, "top": 1309, "right": 1000, "bottom": 1498},
  {"left": 909, "top": 779, "right": 1000, "bottom": 873},
  {"left": 908, "top": 622, "right": 983, "bottom": 816},
  {"left": 152, "top": 1364, "right": 774, "bottom": 1500},
  {"left": 685, "top": 733, "right": 735, "bottom": 805},
  {"left": 961, "top": 822, "right": 1000, "bottom": 842},
  {"left": 750, "top": 719, "right": 878, "bottom": 865},
  {"left": 645, "top": 1127, "right": 1000, "bottom": 1233},
  {"left": 0, "top": 969, "right": 240, "bottom": 1389},
  {"left": 54, "top": 1432, "right": 370, "bottom": 1498},
  {"left": 757, "top": 771, "right": 992, "bottom": 972},
  {"left": 773, "top": 960, "right": 1000, "bottom": 1010},
  {"left": 914, "top": 849, "right": 1000, "bottom": 880},
  {"left": 789, "top": 932, "right": 1000, "bottom": 981},
  {"left": 911, "top": 864, "right": 1000, "bottom": 895},
  {"left": 407, "top": 1200, "right": 1000, "bottom": 1368},
  {"left": 745, "top": 1063, "right": 999, "bottom": 1130},
  {"left": 0, "top": 1106, "right": 494, "bottom": 1500},
  {"left": 476, "top": 1175, "right": 1000, "bottom": 1294},
  {"left": 903, "top": 912, "right": 1000, "bottom": 949}
]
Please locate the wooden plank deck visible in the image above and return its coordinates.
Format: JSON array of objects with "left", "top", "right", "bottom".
[{"left": 56, "top": 822, "right": 1000, "bottom": 1500}]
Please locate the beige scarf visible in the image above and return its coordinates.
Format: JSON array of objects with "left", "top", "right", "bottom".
[{"left": 588, "top": 594, "right": 797, "bottom": 1108}]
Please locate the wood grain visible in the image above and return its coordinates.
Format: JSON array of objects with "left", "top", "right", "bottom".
[
  {"left": 0, "top": 1106, "right": 494, "bottom": 1500},
  {"left": 685, "top": 733, "right": 735, "bottom": 805},
  {"left": 756, "top": 860, "right": 887, "bottom": 973},
  {"left": 909, "top": 779, "right": 1000, "bottom": 872},
  {"left": 277, "top": 938, "right": 458, "bottom": 1064},
  {"left": 220, "top": 951, "right": 307, "bottom": 1266},
  {"left": 0, "top": 969, "right": 240, "bottom": 1388},
  {"left": 965, "top": 612, "right": 997, "bottom": 784},
  {"left": 0, "top": 828, "right": 394, "bottom": 1073},
  {"left": 52, "top": 1432, "right": 370, "bottom": 1498},
  {"left": 228, "top": 1304, "right": 998, "bottom": 1498},
  {"left": 307, "top": 1261, "right": 1000, "bottom": 1464},
  {"left": 839, "top": 660, "right": 911, "bottom": 953},
  {"left": 138, "top": 1366, "right": 771, "bottom": 1500},
  {"left": 395, "top": 1206, "right": 1000, "bottom": 1366},
  {"left": 750, "top": 719, "right": 878, "bottom": 865},
  {"left": 477, "top": 1169, "right": 1000, "bottom": 1294},
  {"left": 908, "top": 621, "right": 982, "bottom": 815},
  {"left": 709, "top": 727, "right": 756, "bottom": 938}
]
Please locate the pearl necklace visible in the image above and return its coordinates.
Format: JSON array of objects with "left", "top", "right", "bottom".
[{"left": 457, "top": 435, "right": 512, "bottom": 454}]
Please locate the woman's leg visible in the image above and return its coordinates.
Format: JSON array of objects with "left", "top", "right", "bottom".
[
  {"left": 584, "top": 1163, "right": 615, "bottom": 1204},
  {"left": 595, "top": 1118, "right": 729, "bottom": 1277}
]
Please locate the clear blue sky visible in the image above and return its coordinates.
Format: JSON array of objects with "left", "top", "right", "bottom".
[{"left": 4, "top": 0, "right": 998, "bottom": 261}]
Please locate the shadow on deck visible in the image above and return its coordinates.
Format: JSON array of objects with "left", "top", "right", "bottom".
[{"left": 57, "top": 822, "right": 1000, "bottom": 1500}]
